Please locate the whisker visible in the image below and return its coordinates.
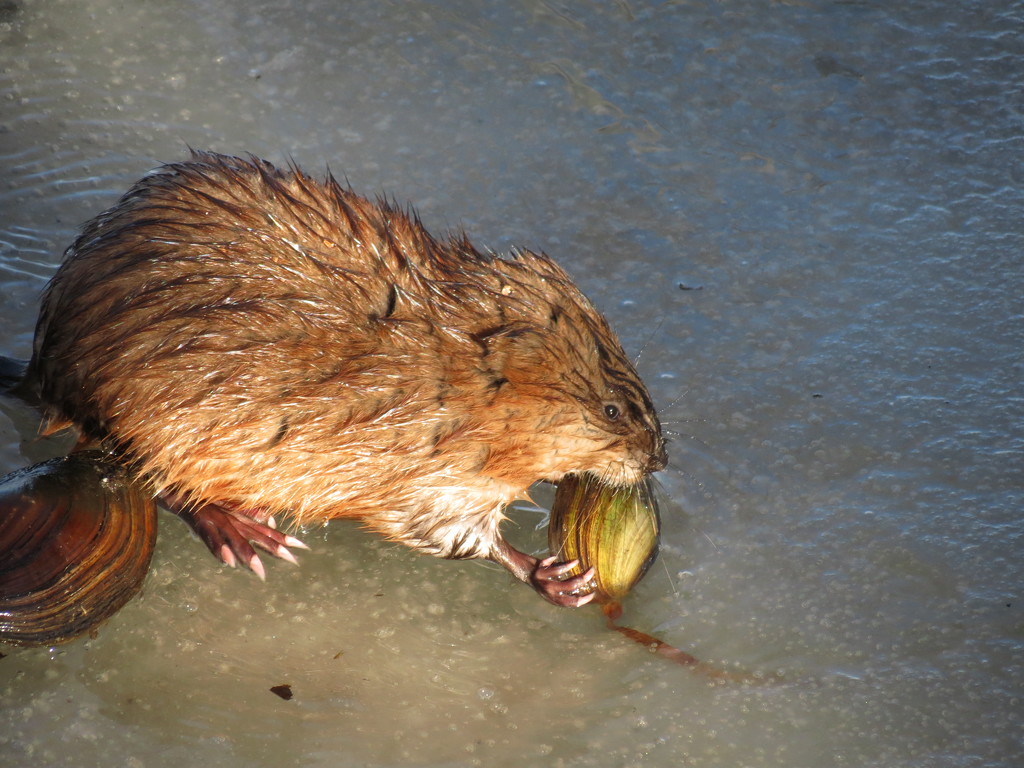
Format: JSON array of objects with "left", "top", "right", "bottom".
[
  {"left": 699, "top": 528, "right": 721, "bottom": 554},
  {"left": 658, "top": 417, "right": 711, "bottom": 429},
  {"left": 660, "top": 430, "right": 713, "bottom": 452},
  {"left": 632, "top": 316, "right": 665, "bottom": 368},
  {"left": 661, "top": 388, "right": 691, "bottom": 412},
  {"left": 658, "top": 554, "right": 678, "bottom": 598},
  {"left": 659, "top": 458, "right": 717, "bottom": 503}
]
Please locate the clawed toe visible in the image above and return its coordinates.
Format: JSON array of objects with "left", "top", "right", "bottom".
[
  {"left": 531, "top": 557, "right": 597, "bottom": 607},
  {"left": 162, "top": 494, "right": 306, "bottom": 578}
]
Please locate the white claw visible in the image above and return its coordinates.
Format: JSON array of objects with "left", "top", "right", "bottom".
[
  {"left": 219, "top": 544, "right": 237, "bottom": 568},
  {"left": 249, "top": 554, "right": 266, "bottom": 581}
]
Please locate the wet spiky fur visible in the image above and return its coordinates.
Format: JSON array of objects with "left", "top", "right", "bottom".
[{"left": 26, "top": 151, "right": 665, "bottom": 560}]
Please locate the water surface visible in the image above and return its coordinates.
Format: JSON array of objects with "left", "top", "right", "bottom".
[{"left": 1, "top": 1, "right": 1021, "bottom": 766}]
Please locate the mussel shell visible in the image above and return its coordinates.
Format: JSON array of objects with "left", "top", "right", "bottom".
[
  {"left": 548, "top": 472, "right": 660, "bottom": 601},
  {"left": 0, "top": 451, "right": 157, "bottom": 647}
]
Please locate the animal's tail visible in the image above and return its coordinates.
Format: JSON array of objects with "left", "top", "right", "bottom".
[{"left": 0, "top": 356, "right": 27, "bottom": 394}]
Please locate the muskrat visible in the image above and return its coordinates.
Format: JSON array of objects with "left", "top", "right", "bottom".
[{"left": 10, "top": 150, "right": 666, "bottom": 611}]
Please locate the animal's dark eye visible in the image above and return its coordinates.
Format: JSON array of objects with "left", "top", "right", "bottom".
[{"left": 604, "top": 403, "right": 621, "bottom": 421}]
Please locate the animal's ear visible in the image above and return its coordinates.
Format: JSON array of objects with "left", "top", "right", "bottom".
[
  {"left": 469, "top": 321, "right": 539, "bottom": 348},
  {"left": 469, "top": 321, "right": 553, "bottom": 388}
]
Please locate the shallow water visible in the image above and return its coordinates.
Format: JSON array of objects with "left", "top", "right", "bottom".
[{"left": 1, "top": 0, "right": 1022, "bottom": 766}]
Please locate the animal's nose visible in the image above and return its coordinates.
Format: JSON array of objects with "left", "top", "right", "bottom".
[{"left": 646, "top": 443, "right": 668, "bottom": 473}]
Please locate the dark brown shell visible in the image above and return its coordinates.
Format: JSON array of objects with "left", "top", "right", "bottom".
[
  {"left": 548, "top": 472, "right": 660, "bottom": 601},
  {"left": 0, "top": 451, "right": 157, "bottom": 647}
]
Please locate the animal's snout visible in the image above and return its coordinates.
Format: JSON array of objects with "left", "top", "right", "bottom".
[{"left": 646, "top": 444, "right": 668, "bottom": 473}]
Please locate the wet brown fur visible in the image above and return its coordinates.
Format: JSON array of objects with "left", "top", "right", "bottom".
[{"left": 26, "top": 151, "right": 665, "bottom": 560}]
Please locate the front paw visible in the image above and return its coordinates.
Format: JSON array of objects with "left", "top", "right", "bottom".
[{"left": 530, "top": 556, "right": 598, "bottom": 608}]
